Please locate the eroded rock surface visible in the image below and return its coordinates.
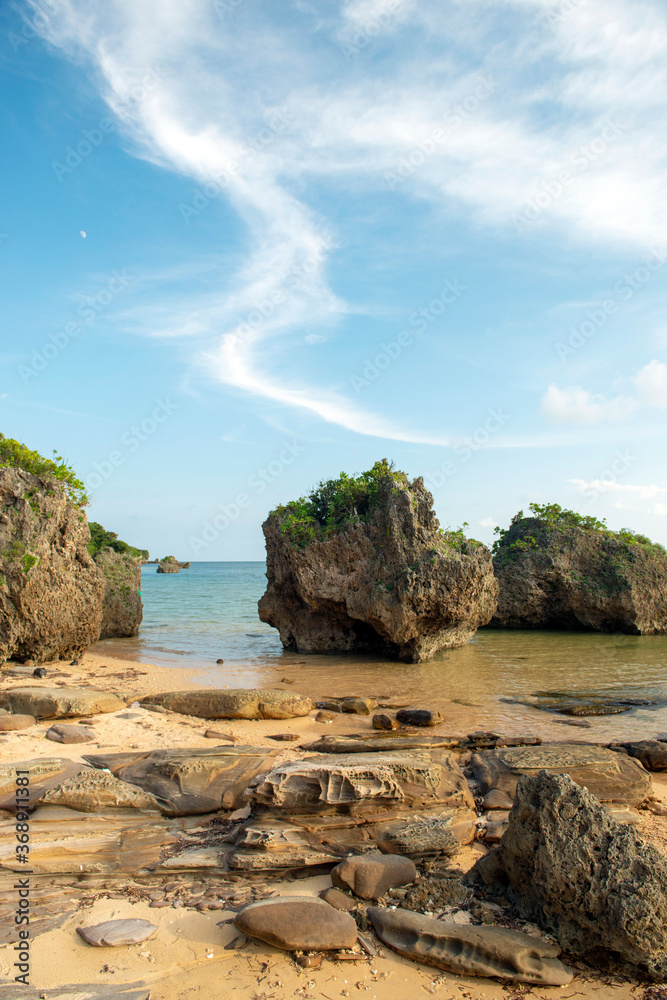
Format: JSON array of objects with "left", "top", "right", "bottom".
[
  {"left": 235, "top": 896, "right": 358, "bottom": 951},
  {"left": 471, "top": 771, "right": 667, "bottom": 980},
  {"left": 0, "top": 467, "right": 104, "bottom": 662},
  {"left": 39, "top": 769, "right": 163, "bottom": 812},
  {"left": 0, "top": 686, "right": 125, "bottom": 719},
  {"left": 259, "top": 467, "right": 498, "bottom": 662},
  {"left": 471, "top": 742, "right": 652, "bottom": 807},
  {"left": 368, "top": 906, "right": 573, "bottom": 985},
  {"left": 94, "top": 547, "right": 143, "bottom": 639},
  {"left": 77, "top": 919, "right": 157, "bottom": 947},
  {"left": 491, "top": 514, "right": 667, "bottom": 632},
  {"left": 84, "top": 745, "right": 278, "bottom": 815},
  {"left": 139, "top": 689, "right": 312, "bottom": 720}
]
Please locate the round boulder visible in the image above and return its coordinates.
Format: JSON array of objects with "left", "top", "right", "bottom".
[
  {"left": 234, "top": 896, "right": 357, "bottom": 951},
  {"left": 331, "top": 854, "right": 417, "bottom": 900}
]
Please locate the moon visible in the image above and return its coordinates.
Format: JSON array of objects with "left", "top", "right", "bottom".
[{"left": 80, "top": 230, "right": 86, "bottom": 238}]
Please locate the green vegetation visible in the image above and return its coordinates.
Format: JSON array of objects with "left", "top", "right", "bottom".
[
  {"left": 21, "top": 553, "right": 38, "bottom": 574},
  {"left": 493, "top": 502, "right": 666, "bottom": 561},
  {"left": 271, "top": 459, "right": 408, "bottom": 547},
  {"left": 0, "top": 433, "right": 89, "bottom": 508},
  {"left": 87, "top": 522, "right": 148, "bottom": 560}
]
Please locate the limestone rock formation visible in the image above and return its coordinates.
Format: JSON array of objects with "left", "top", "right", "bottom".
[
  {"left": 491, "top": 510, "right": 667, "bottom": 632},
  {"left": 471, "top": 771, "right": 667, "bottom": 980},
  {"left": 94, "top": 547, "right": 143, "bottom": 639},
  {"left": 0, "top": 467, "right": 104, "bottom": 662},
  {"left": 140, "top": 688, "right": 312, "bottom": 720},
  {"left": 368, "top": 906, "right": 573, "bottom": 985},
  {"left": 0, "top": 686, "right": 125, "bottom": 719},
  {"left": 259, "top": 462, "right": 498, "bottom": 662},
  {"left": 157, "top": 556, "right": 186, "bottom": 573}
]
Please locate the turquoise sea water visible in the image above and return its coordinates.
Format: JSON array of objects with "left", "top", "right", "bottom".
[{"left": 93, "top": 561, "right": 667, "bottom": 741}]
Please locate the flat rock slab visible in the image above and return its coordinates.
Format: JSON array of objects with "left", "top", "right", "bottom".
[
  {"left": 610, "top": 740, "right": 667, "bottom": 771},
  {"left": 77, "top": 918, "right": 158, "bottom": 947},
  {"left": 472, "top": 742, "right": 652, "bottom": 807},
  {"left": 0, "top": 757, "right": 86, "bottom": 811},
  {"left": 0, "top": 714, "right": 35, "bottom": 731},
  {"left": 39, "top": 768, "right": 163, "bottom": 812},
  {"left": 368, "top": 906, "right": 573, "bottom": 985},
  {"left": 231, "top": 802, "right": 476, "bottom": 869},
  {"left": 301, "top": 734, "right": 463, "bottom": 753},
  {"left": 45, "top": 723, "right": 95, "bottom": 744},
  {"left": 140, "top": 688, "right": 312, "bottom": 719},
  {"left": 250, "top": 749, "right": 475, "bottom": 813},
  {"left": 84, "top": 745, "right": 278, "bottom": 815},
  {"left": 507, "top": 690, "right": 663, "bottom": 717},
  {"left": 234, "top": 896, "right": 357, "bottom": 951},
  {"left": 331, "top": 854, "right": 416, "bottom": 899},
  {"left": 0, "top": 686, "right": 125, "bottom": 718}
]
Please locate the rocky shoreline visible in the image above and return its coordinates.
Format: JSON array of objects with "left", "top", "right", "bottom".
[{"left": 1, "top": 650, "right": 666, "bottom": 999}]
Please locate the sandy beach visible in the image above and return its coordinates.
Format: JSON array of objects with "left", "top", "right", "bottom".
[{"left": 0, "top": 650, "right": 665, "bottom": 999}]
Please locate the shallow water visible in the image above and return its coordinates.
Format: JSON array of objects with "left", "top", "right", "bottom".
[{"left": 93, "top": 561, "right": 667, "bottom": 741}]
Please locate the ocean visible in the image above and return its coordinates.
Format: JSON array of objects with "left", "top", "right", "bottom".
[{"left": 92, "top": 561, "right": 667, "bottom": 741}]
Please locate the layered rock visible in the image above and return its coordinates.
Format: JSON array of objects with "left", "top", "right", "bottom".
[
  {"left": 139, "top": 688, "right": 312, "bottom": 720},
  {"left": 94, "top": 547, "right": 143, "bottom": 639},
  {"left": 491, "top": 514, "right": 667, "bottom": 632},
  {"left": 0, "top": 467, "right": 104, "bottom": 662},
  {"left": 259, "top": 464, "right": 498, "bottom": 662},
  {"left": 470, "top": 771, "right": 667, "bottom": 980}
]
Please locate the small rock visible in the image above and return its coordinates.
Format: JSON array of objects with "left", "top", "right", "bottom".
[
  {"left": 216, "top": 659, "right": 224, "bottom": 664},
  {"left": 372, "top": 714, "right": 400, "bottom": 731},
  {"left": 296, "top": 954, "right": 322, "bottom": 969},
  {"left": 45, "top": 724, "right": 94, "bottom": 744},
  {"left": 396, "top": 709, "right": 443, "bottom": 728},
  {"left": 143, "top": 704, "right": 168, "bottom": 714},
  {"left": 554, "top": 718, "right": 592, "bottom": 728},
  {"left": 234, "top": 896, "right": 357, "bottom": 951},
  {"left": 482, "top": 789, "right": 514, "bottom": 811},
  {"left": 341, "top": 697, "right": 378, "bottom": 715},
  {"left": 315, "top": 711, "right": 336, "bottom": 724},
  {"left": 484, "top": 820, "right": 509, "bottom": 843},
  {"left": 331, "top": 854, "right": 417, "bottom": 900},
  {"left": 0, "top": 715, "right": 36, "bottom": 732},
  {"left": 266, "top": 733, "right": 300, "bottom": 742},
  {"left": 204, "top": 729, "right": 237, "bottom": 742},
  {"left": 280, "top": 677, "right": 294, "bottom": 684},
  {"left": 76, "top": 919, "right": 158, "bottom": 947},
  {"left": 319, "top": 887, "right": 358, "bottom": 912},
  {"left": 33, "top": 667, "right": 47, "bottom": 678},
  {"left": 314, "top": 700, "right": 343, "bottom": 712}
]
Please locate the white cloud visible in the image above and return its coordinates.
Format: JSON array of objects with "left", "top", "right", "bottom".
[
  {"left": 654, "top": 502, "right": 667, "bottom": 515},
  {"left": 305, "top": 333, "right": 326, "bottom": 344},
  {"left": 28, "top": 0, "right": 667, "bottom": 439},
  {"left": 634, "top": 359, "right": 667, "bottom": 408},
  {"left": 479, "top": 517, "right": 496, "bottom": 528},
  {"left": 570, "top": 479, "right": 667, "bottom": 500},
  {"left": 541, "top": 385, "right": 636, "bottom": 424}
]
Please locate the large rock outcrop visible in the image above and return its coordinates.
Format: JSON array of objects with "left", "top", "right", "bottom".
[
  {"left": 491, "top": 514, "right": 667, "bottom": 632},
  {"left": 0, "top": 468, "right": 104, "bottom": 662},
  {"left": 470, "top": 771, "right": 667, "bottom": 980},
  {"left": 94, "top": 547, "right": 143, "bottom": 639},
  {"left": 259, "top": 464, "right": 498, "bottom": 661}
]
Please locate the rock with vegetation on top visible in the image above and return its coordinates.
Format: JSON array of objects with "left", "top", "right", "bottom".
[
  {"left": 93, "top": 547, "right": 143, "bottom": 639},
  {"left": 491, "top": 502, "right": 667, "bottom": 632},
  {"left": 157, "top": 556, "right": 183, "bottom": 573},
  {"left": 0, "top": 438, "right": 104, "bottom": 663},
  {"left": 470, "top": 771, "right": 667, "bottom": 981},
  {"left": 258, "top": 460, "right": 498, "bottom": 662}
]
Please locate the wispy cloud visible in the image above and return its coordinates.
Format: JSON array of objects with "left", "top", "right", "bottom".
[{"left": 28, "top": 0, "right": 667, "bottom": 441}]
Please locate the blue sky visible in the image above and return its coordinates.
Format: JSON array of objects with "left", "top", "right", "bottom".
[{"left": 1, "top": 0, "right": 666, "bottom": 559}]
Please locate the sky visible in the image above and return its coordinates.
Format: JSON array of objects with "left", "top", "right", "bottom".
[{"left": 1, "top": 0, "right": 666, "bottom": 560}]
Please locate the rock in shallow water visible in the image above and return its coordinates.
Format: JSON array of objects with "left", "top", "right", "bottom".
[
  {"left": 471, "top": 771, "right": 667, "bottom": 981},
  {"left": 234, "top": 896, "right": 357, "bottom": 951},
  {"left": 76, "top": 918, "right": 157, "bottom": 947},
  {"left": 331, "top": 854, "right": 416, "bottom": 899},
  {"left": 367, "top": 907, "right": 573, "bottom": 985},
  {"left": 396, "top": 709, "right": 443, "bottom": 727},
  {"left": 258, "top": 466, "right": 498, "bottom": 662}
]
